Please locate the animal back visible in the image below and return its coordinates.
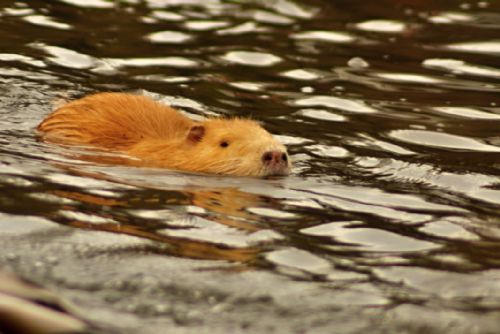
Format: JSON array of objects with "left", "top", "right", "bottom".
[{"left": 38, "top": 93, "right": 194, "bottom": 150}]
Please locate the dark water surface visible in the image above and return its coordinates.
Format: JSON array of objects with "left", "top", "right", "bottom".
[{"left": 1, "top": 0, "right": 500, "bottom": 333}]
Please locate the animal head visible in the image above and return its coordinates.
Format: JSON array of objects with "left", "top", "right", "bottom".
[{"left": 185, "top": 118, "right": 290, "bottom": 177}]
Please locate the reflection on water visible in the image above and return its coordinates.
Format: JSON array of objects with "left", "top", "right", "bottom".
[{"left": 1, "top": 0, "right": 500, "bottom": 332}]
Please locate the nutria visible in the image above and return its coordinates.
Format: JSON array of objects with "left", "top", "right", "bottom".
[{"left": 37, "top": 93, "right": 290, "bottom": 177}]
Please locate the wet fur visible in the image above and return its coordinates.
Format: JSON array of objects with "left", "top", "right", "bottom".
[{"left": 38, "top": 93, "right": 289, "bottom": 176}]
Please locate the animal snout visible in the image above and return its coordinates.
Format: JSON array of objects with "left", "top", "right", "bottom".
[{"left": 262, "top": 150, "right": 288, "bottom": 165}]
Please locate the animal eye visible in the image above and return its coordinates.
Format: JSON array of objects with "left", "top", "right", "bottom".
[{"left": 220, "top": 141, "right": 229, "bottom": 148}]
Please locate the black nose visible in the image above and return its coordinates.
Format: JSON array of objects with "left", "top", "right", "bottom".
[{"left": 262, "top": 151, "right": 288, "bottom": 164}]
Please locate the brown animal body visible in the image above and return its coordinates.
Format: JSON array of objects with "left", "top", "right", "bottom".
[{"left": 37, "top": 93, "right": 290, "bottom": 177}]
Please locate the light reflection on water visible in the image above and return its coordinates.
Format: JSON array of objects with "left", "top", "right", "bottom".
[{"left": 1, "top": 0, "right": 500, "bottom": 332}]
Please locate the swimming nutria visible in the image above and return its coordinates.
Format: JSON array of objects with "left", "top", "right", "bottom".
[{"left": 37, "top": 93, "right": 291, "bottom": 177}]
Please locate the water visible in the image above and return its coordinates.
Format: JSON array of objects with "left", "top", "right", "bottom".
[{"left": 1, "top": 0, "right": 500, "bottom": 333}]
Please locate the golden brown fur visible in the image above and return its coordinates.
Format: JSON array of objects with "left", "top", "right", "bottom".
[{"left": 38, "top": 93, "right": 290, "bottom": 177}]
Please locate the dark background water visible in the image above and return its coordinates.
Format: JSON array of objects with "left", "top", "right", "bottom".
[{"left": 1, "top": 0, "right": 500, "bottom": 333}]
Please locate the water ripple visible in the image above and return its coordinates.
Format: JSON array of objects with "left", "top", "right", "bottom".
[
  {"left": 217, "top": 22, "right": 267, "bottom": 35},
  {"left": 58, "top": 0, "right": 115, "bottom": 8},
  {"left": 281, "top": 69, "right": 321, "bottom": 81},
  {"left": 0, "top": 54, "right": 45, "bottom": 68},
  {"left": 354, "top": 20, "right": 407, "bottom": 33},
  {"left": 428, "top": 12, "right": 473, "bottom": 25},
  {"left": 149, "top": 10, "right": 185, "bottom": 22},
  {"left": 23, "top": 15, "right": 72, "bottom": 30},
  {"left": 291, "top": 30, "right": 355, "bottom": 43},
  {"left": 294, "top": 95, "right": 377, "bottom": 113},
  {"left": 389, "top": 130, "right": 500, "bottom": 152},
  {"left": 184, "top": 20, "right": 230, "bottom": 31},
  {"left": 301, "top": 221, "right": 438, "bottom": 252},
  {"left": 296, "top": 108, "right": 347, "bottom": 122},
  {"left": 146, "top": 30, "right": 193, "bottom": 44},
  {"left": 432, "top": 106, "right": 500, "bottom": 120},
  {"left": 221, "top": 51, "right": 282, "bottom": 67},
  {"left": 422, "top": 58, "right": 500, "bottom": 79},
  {"left": 445, "top": 41, "right": 500, "bottom": 55},
  {"left": 100, "top": 57, "right": 200, "bottom": 70},
  {"left": 33, "top": 43, "right": 95, "bottom": 69},
  {"left": 265, "top": 248, "right": 332, "bottom": 276}
]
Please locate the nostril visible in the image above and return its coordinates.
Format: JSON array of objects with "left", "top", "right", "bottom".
[
  {"left": 263, "top": 151, "right": 288, "bottom": 165},
  {"left": 262, "top": 152, "right": 273, "bottom": 163}
]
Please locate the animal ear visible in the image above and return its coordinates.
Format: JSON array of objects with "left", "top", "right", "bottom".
[{"left": 187, "top": 125, "right": 205, "bottom": 143}]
